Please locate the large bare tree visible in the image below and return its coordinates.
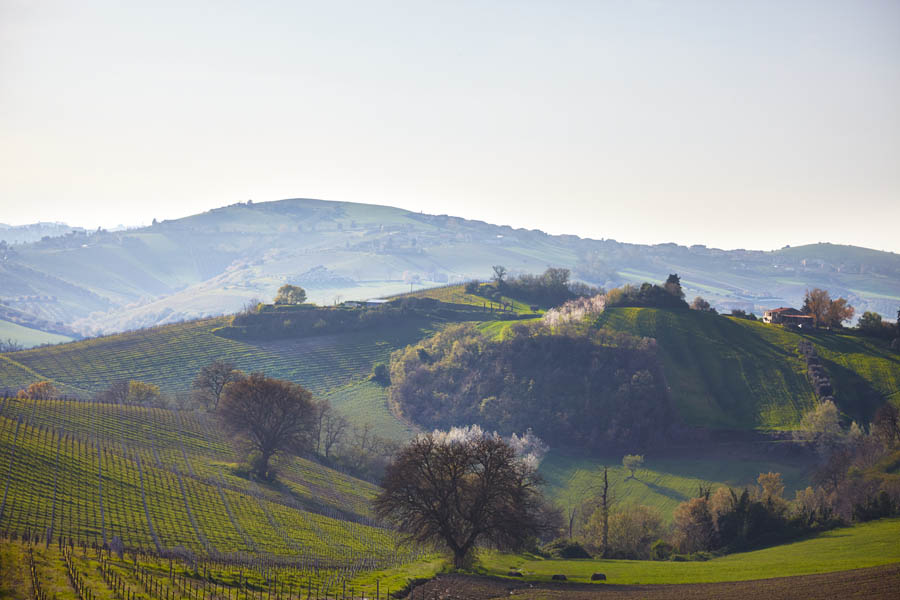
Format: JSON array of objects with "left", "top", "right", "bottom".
[
  {"left": 375, "top": 433, "right": 556, "bottom": 569},
  {"left": 218, "top": 373, "right": 316, "bottom": 479},
  {"left": 311, "top": 400, "right": 349, "bottom": 458},
  {"left": 192, "top": 360, "right": 244, "bottom": 411}
]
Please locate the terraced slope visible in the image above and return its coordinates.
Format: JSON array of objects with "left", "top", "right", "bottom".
[
  {"left": 595, "top": 308, "right": 900, "bottom": 430},
  {"left": 0, "top": 398, "right": 411, "bottom": 567},
  {"left": 0, "top": 317, "right": 432, "bottom": 399}
]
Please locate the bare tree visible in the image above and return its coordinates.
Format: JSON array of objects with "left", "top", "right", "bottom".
[
  {"left": 491, "top": 265, "right": 507, "bottom": 287},
  {"left": 873, "top": 403, "right": 900, "bottom": 447},
  {"left": 598, "top": 465, "right": 612, "bottom": 556},
  {"left": 219, "top": 373, "right": 316, "bottom": 480},
  {"left": 322, "top": 410, "right": 349, "bottom": 459},
  {"left": 375, "top": 432, "right": 555, "bottom": 569},
  {"left": 192, "top": 361, "right": 244, "bottom": 411},
  {"left": 310, "top": 400, "right": 349, "bottom": 458},
  {"left": 0, "top": 338, "right": 23, "bottom": 352},
  {"left": 95, "top": 379, "right": 129, "bottom": 404}
]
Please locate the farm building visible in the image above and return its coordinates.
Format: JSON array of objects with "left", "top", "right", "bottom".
[{"left": 762, "top": 307, "right": 815, "bottom": 327}]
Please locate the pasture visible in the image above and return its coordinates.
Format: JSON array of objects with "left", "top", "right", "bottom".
[{"left": 479, "top": 518, "right": 900, "bottom": 584}]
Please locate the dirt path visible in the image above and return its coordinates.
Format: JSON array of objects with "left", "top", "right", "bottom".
[{"left": 414, "top": 563, "right": 900, "bottom": 599}]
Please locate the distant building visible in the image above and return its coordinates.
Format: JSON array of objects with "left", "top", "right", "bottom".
[
  {"left": 762, "top": 307, "right": 815, "bottom": 327},
  {"left": 343, "top": 299, "right": 389, "bottom": 308}
]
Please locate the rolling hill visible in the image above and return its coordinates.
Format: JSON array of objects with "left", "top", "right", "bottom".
[
  {"left": 1, "top": 286, "right": 897, "bottom": 526},
  {"left": 1, "top": 283, "right": 898, "bottom": 599},
  {"left": 595, "top": 308, "right": 900, "bottom": 430},
  {"left": 2, "top": 198, "right": 899, "bottom": 343},
  {"left": 3, "top": 287, "right": 896, "bottom": 438}
]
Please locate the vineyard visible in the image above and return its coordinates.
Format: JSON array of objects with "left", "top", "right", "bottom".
[
  {"left": 0, "top": 317, "right": 432, "bottom": 400},
  {"left": 0, "top": 397, "right": 425, "bottom": 599}
]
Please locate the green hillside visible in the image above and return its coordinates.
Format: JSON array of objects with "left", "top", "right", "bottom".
[
  {"left": 5, "top": 297, "right": 896, "bottom": 439},
  {"left": 0, "top": 317, "right": 428, "bottom": 400},
  {"left": 595, "top": 308, "right": 900, "bottom": 430},
  {"left": 0, "top": 319, "right": 72, "bottom": 349},
  {"left": 0, "top": 397, "right": 415, "bottom": 571}
]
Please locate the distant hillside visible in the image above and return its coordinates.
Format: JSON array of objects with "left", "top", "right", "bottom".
[
  {"left": 0, "top": 222, "right": 84, "bottom": 244},
  {"left": 1, "top": 198, "right": 898, "bottom": 338},
  {"left": 0, "top": 319, "right": 72, "bottom": 349},
  {"left": 595, "top": 308, "right": 900, "bottom": 430}
]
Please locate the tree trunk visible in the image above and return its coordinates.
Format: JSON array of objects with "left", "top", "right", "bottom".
[
  {"left": 254, "top": 450, "right": 274, "bottom": 480},
  {"left": 453, "top": 548, "right": 467, "bottom": 570},
  {"left": 600, "top": 465, "right": 609, "bottom": 557}
]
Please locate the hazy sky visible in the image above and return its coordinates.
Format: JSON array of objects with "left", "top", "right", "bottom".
[{"left": 1, "top": 0, "right": 898, "bottom": 251}]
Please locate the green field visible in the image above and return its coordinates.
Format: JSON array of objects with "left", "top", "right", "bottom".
[
  {"left": 323, "top": 380, "right": 414, "bottom": 440},
  {"left": 595, "top": 308, "right": 900, "bottom": 430},
  {"left": 0, "top": 319, "right": 72, "bottom": 349},
  {"left": 392, "top": 284, "right": 539, "bottom": 314},
  {"left": 538, "top": 451, "right": 811, "bottom": 523},
  {"left": 479, "top": 518, "right": 900, "bottom": 584}
]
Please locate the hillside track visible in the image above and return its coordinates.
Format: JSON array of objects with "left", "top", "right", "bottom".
[{"left": 416, "top": 564, "right": 900, "bottom": 599}]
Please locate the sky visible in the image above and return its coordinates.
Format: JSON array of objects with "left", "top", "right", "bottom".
[{"left": 1, "top": 0, "right": 898, "bottom": 252}]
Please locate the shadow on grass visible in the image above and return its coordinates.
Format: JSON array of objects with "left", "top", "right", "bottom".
[{"left": 636, "top": 479, "right": 689, "bottom": 502}]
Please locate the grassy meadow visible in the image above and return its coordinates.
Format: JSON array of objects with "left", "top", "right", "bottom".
[
  {"left": 538, "top": 451, "right": 811, "bottom": 523},
  {"left": 478, "top": 518, "right": 900, "bottom": 584}
]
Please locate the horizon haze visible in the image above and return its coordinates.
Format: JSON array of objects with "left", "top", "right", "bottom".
[{"left": 1, "top": 0, "right": 899, "bottom": 252}]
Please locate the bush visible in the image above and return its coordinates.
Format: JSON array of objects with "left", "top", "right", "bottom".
[
  {"left": 542, "top": 539, "right": 592, "bottom": 559},
  {"left": 370, "top": 363, "right": 390, "bottom": 386},
  {"left": 605, "top": 281, "right": 689, "bottom": 310},
  {"left": 650, "top": 539, "right": 674, "bottom": 560}
]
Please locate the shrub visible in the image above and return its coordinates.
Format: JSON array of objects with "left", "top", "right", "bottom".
[
  {"left": 542, "top": 539, "right": 592, "bottom": 559},
  {"left": 650, "top": 539, "right": 674, "bottom": 560},
  {"left": 370, "top": 363, "right": 390, "bottom": 386}
]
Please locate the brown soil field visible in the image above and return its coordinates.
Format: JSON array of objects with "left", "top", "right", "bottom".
[{"left": 411, "top": 563, "right": 900, "bottom": 600}]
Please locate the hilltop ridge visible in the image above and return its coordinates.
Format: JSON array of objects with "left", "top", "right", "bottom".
[{"left": 1, "top": 198, "right": 899, "bottom": 343}]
